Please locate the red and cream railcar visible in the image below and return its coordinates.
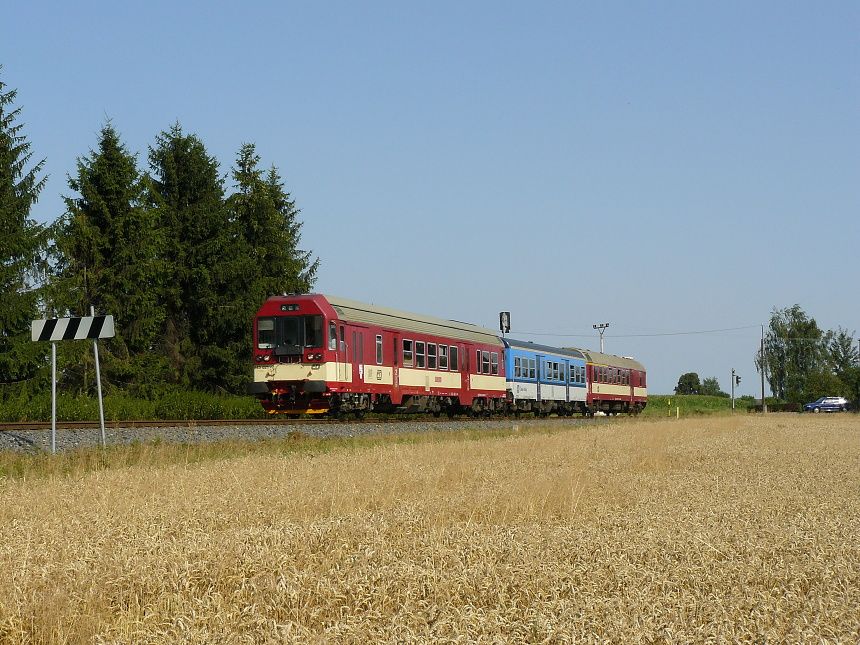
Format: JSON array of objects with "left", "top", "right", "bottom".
[
  {"left": 249, "top": 294, "right": 507, "bottom": 415},
  {"left": 581, "top": 350, "right": 647, "bottom": 415}
]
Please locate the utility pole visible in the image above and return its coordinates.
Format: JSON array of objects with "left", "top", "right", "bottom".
[
  {"left": 593, "top": 322, "right": 610, "bottom": 353},
  {"left": 761, "top": 324, "right": 767, "bottom": 414}
]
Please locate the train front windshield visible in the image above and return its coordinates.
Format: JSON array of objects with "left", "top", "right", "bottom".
[{"left": 257, "top": 315, "right": 324, "bottom": 349}]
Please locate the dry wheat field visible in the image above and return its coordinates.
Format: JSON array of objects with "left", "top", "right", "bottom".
[{"left": 0, "top": 414, "right": 858, "bottom": 644}]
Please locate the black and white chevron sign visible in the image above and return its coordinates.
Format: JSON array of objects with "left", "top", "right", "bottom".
[{"left": 31, "top": 315, "right": 115, "bottom": 342}]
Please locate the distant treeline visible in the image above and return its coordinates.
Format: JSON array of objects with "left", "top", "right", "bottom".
[
  {"left": 674, "top": 306, "right": 859, "bottom": 406},
  {"left": 757, "top": 305, "right": 859, "bottom": 406},
  {"left": 1, "top": 70, "right": 317, "bottom": 400}
]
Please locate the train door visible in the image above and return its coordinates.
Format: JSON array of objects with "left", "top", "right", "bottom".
[
  {"left": 460, "top": 344, "right": 469, "bottom": 401},
  {"left": 390, "top": 334, "right": 401, "bottom": 404},
  {"left": 564, "top": 359, "right": 570, "bottom": 403},
  {"left": 337, "top": 325, "right": 348, "bottom": 382},
  {"left": 351, "top": 331, "right": 364, "bottom": 385},
  {"left": 536, "top": 354, "right": 544, "bottom": 403}
]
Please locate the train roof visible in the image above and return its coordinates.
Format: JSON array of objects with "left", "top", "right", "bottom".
[
  {"left": 567, "top": 348, "right": 646, "bottom": 371},
  {"left": 323, "top": 295, "right": 503, "bottom": 346},
  {"left": 502, "top": 338, "right": 586, "bottom": 360}
]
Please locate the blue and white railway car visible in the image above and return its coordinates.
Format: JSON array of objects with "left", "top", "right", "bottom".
[{"left": 502, "top": 338, "right": 588, "bottom": 416}]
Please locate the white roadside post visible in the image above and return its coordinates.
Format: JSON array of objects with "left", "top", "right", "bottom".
[{"left": 32, "top": 314, "right": 115, "bottom": 454}]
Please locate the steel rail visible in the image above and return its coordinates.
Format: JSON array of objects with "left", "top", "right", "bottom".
[{"left": 0, "top": 414, "right": 592, "bottom": 433}]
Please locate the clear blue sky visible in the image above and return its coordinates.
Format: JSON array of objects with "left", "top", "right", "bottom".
[{"left": 4, "top": 1, "right": 858, "bottom": 395}]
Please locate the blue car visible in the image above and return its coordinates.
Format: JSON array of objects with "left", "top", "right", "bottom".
[{"left": 803, "top": 396, "right": 849, "bottom": 413}]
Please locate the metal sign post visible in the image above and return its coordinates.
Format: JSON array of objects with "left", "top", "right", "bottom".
[
  {"left": 32, "top": 314, "right": 115, "bottom": 454},
  {"left": 90, "top": 307, "right": 106, "bottom": 447},
  {"left": 51, "top": 342, "right": 57, "bottom": 454}
]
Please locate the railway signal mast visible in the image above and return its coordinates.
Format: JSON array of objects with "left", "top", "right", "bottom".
[{"left": 731, "top": 369, "right": 741, "bottom": 411}]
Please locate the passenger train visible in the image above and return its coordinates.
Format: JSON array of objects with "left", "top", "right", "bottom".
[{"left": 248, "top": 294, "right": 646, "bottom": 417}]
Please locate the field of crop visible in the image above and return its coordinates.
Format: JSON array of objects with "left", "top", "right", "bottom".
[{"left": 1, "top": 414, "right": 858, "bottom": 644}]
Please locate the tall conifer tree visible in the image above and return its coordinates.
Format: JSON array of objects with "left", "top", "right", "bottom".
[
  {"left": 219, "top": 143, "right": 318, "bottom": 391},
  {"left": 53, "top": 122, "right": 165, "bottom": 392},
  {"left": 0, "top": 71, "right": 48, "bottom": 391},
  {"left": 147, "top": 124, "right": 230, "bottom": 387}
]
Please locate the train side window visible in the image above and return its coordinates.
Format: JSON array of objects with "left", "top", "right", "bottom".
[
  {"left": 529, "top": 358, "right": 536, "bottom": 380},
  {"left": 491, "top": 352, "right": 498, "bottom": 375},
  {"left": 428, "top": 343, "right": 437, "bottom": 369},
  {"left": 450, "top": 346, "right": 459, "bottom": 371},
  {"left": 514, "top": 357, "right": 521, "bottom": 378},
  {"left": 340, "top": 326, "right": 346, "bottom": 353},
  {"left": 416, "top": 341, "right": 426, "bottom": 368},
  {"left": 439, "top": 345, "right": 448, "bottom": 370},
  {"left": 403, "top": 339, "right": 413, "bottom": 367},
  {"left": 376, "top": 335, "right": 383, "bottom": 365},
  {"left": 482, "top": 351, "right": 490, "bottom": 374},
  {"left": 476, "top": 350, "right": 482, "bottom": 373},
  {"left": 328, "top": 322, "right": 337, "bottom": 350}
]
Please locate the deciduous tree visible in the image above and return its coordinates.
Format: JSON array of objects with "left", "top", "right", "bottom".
[
  {"left": 674, "top": 372, "right": 701, "bottom": 395},
  {"left": 757, "top": 305, "right": 828, "bottom": 403}
]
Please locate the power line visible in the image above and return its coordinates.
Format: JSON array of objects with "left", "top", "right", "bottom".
[{"left": 516, "top": 324, "right": 762, "bottom": 339}]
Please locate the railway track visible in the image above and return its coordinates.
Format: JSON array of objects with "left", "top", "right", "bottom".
[
  {"left": 0, "top": 417, "right": 357, "bottom": 432},
  {"left": 0, "top": 414, "right": 592, "bottom": 433}
]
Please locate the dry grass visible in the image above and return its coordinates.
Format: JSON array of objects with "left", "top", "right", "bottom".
[{"left": 1, "top": 415, "right": 858, "bottom": 643}]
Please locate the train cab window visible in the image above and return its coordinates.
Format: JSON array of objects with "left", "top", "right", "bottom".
[
  {"left": 482, "top": 351, "right": 491, "bottom": 374},
  {"left": 328, "top": 322, "right": 337, "bottom": 350},
  {"left": 257, "top": 318, "right": 275, "bottom": 349},
  {"left": 450, "top": 346, "right": 459, "bottom": 371},
  {"left": 376, "top": 335, "right": 383, "bottom": 365},
  {"left": 416, "top": 341, "right": 426, "bottom": 368},
  {"left": 402, "top": 339, "right": 413, "bottom": 367},
  {"left": 428, "top": 344, "right": 437, "bottom": 369},
  {"left": 491, "top": 352, "right": 499, "bottom": 375},
  {"left": 304, "top": 316, "right": 323, "bottom": 348},
  {"left": 439, "top": 345, "right": 448, "bottom": 370}
]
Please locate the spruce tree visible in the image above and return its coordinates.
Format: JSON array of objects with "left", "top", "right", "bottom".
[
  {"left": 219, "top": 143, "right": 318, "bottom": 391},
  {"left": 0, "top": 71, "right": 48, "bottom": 392},
  {"left": 228, "top": 143, "right": 318, "bottom": 307},
  {"left": 53, "top": 122, "right": 166, "bottom": 393},
  {"left": 147, "top": 124, "right": 230, "bottom": 388}
]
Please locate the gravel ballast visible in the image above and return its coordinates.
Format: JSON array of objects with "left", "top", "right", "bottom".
[{"left": 0, "top": 417, "right": 591, "bottom": 454}]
